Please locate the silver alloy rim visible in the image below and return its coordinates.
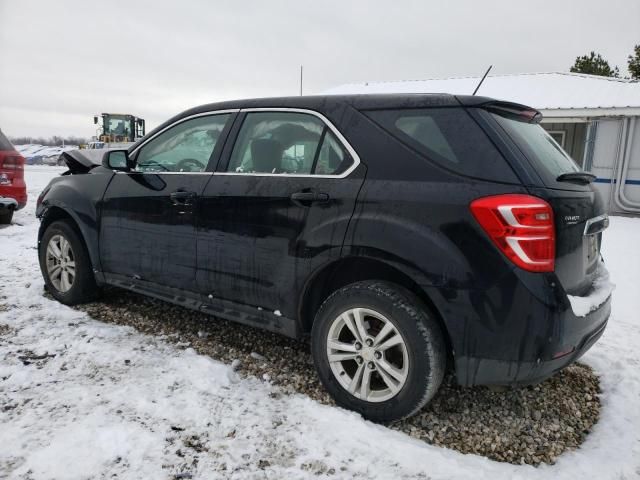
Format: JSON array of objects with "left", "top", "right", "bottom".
[
  {"left": 45, "top": 234, "right": 76, "bottom": 293},
  {"left": 326, "top": 307, "right": 409, "bottom": 403}
]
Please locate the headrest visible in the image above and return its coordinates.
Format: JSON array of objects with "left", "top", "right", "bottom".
[{"left": 251, "top": 138, "right": 283, "bottom": 173}]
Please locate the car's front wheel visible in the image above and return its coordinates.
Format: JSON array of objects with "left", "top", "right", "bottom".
[
  {"left": 39, "top": 219, "right": 99, "bottom": 304},
  {"left": 311, "top": 281, "right": 446, "bottom": 423}
]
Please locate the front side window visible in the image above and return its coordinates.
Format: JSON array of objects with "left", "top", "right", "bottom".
[
  {"left": 135, "top": 114, "right": 230, "bottom": 173},
  {"left": 226, "top": 111, "right": 351, "bottom": 175}
]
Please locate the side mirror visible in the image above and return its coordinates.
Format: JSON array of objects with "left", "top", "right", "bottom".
[
  {"left": 102, "top": 150, "right": 132, "bottom": 171},
  {"left": 93, "top": 116, "right": 98, "bottom": 125}
]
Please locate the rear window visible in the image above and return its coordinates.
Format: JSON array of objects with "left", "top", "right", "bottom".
[
  {"left": 0, "top": 130, "right": 14, "bottom": 151},
  {"left": 491, "top": 113, "right": 581, "bottom": 180},
  {"left": 365, "top": 108, "right": 517, "bottom": 182}
]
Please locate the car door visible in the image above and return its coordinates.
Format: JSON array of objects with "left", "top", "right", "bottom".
[
  {"left": 196, "top": 108, "right": 365, "bottom": 321},
  {"left": 99, "top": 111, "right": 236, "bottom": 293}
]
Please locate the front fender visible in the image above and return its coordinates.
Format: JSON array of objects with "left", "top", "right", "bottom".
[{"left": 38, "top": 171, "right": 114, "bottom": 282}]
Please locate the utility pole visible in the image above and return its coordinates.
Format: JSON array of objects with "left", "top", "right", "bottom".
[{"left": 300, "top": 65, "right": 303, "bottom": 96}]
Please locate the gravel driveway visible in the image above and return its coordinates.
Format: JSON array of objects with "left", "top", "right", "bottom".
[{"left": 76, "top": 289, "right": 601, "bottom": 466}]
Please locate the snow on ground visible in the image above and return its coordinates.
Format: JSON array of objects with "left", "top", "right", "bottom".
[{"left": 1, "top": 166, "right": 639, "bottom": 479}]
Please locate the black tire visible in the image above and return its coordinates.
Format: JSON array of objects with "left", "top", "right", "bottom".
[
  {"left": 0, "top": 211, "right": 13, "bottom": 224},
  {"left": 39, "top": 219, "right": 99, "bottom": 304},
  {"left": 311, "top": 281, "right": 446, "bottom": 423}
]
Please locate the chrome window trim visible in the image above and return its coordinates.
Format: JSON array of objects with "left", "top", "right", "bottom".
[
  {"left": 114, "top": 171, "right": 214, "bottom": 175},
  {"left": 215, "top": 107, "right": 361, "bottom": 179},
  {"left": 121, "top": 107, "right": 361, "bottom": 178}
]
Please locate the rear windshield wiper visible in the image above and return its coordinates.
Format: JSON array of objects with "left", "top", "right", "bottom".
[{"left": 556, "top": 172, "right": 596, "bottom": 185}]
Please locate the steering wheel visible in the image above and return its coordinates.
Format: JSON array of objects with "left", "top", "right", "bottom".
[{"left": 176, "top": 158, "right": 206, "bottom": 172}]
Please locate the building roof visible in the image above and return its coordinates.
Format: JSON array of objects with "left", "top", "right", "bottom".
[{"left": 325, "top": 72, "right": 640, "bottom": 117}]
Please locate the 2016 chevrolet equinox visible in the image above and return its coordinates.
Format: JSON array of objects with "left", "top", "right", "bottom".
[{"left": 36, "top": 94, "right": 612, "bottom": 422}]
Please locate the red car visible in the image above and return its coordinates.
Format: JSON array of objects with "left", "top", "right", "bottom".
[{"left": 0, "top": 129, "right": 27, "bottom": 224}]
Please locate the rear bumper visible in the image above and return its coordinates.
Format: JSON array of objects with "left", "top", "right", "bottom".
[
  {"left": 426, "top": 266, "right": 612, "bottom": 387},
  {"left": 456, "top": 295, "right": 610, "bottom": 386},
  {"left": 0, "top": 186, "right": 27, "bottom": 210},
  {"left": 0, "top": 197, "right": 19, "bottom": 211}
]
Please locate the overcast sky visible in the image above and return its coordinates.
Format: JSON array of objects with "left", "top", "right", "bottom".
[{"left": 1, "top": 0, "right": 638, "bottom": 138}]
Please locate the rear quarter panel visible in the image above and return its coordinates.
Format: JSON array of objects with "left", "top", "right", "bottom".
[{"left": 339, "top": 108, "right": 572, "bottom": 379}]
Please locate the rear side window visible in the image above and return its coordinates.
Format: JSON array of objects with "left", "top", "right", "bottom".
[
  {"left": 226, "top": 111, "right": 352, "bottom": 176},
  {"left": 365, "top": 108, "right": 517, "bottom": 182},
  {"left": 0, "top": 130, "right": 14, "bottom": 151}
]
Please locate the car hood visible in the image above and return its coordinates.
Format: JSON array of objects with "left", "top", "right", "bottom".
[{"left": 60, "top": 149, "right": 103, "bottom": 173}]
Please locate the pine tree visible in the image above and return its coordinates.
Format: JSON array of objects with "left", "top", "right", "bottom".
[
  {"left": 628, "top": 45, "right": 640, "bottom": 80},
  {"left": 570, "top": 51, "right": 619, "bottom": 77}
]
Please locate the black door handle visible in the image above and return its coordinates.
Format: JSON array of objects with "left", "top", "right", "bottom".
[
  {"left": 170, "top": 190, "right": 196, "bottom": 205},
  {"left": 290, "top": 191, "right": 330, "bottom": 206}
]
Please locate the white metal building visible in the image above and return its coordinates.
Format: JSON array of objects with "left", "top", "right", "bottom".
[{"left": 326, "top": 73, "right": 640, "bottom": 215}]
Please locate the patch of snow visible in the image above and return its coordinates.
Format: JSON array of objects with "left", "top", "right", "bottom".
[
  {"left": 250, "top": 351, "right": 265, "bottom": 361},
  {"left": 567, "top": 260, "right": 615, "bottom": 317},
  {"left": 0, "top": 166, "right": 639, "bottom": 478}
]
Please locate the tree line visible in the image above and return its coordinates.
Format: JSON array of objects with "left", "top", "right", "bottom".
[{"left": 570, "top": 44, "right": 640, "bottom": 79}]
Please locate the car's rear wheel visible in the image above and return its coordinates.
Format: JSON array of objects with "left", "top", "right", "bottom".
[
  {"left": 0, "top": 210, "right": 13, "bottom": 224},
  {"left": 311, "top": 281, "right": 446, "bottom": 423},
  {"left": 39, "top": 220, "right": 99, "bottom": 304}
]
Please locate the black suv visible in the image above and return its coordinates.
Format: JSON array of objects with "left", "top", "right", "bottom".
[{"left": 37, "top": 94, "right": 611, "bottom": 422}]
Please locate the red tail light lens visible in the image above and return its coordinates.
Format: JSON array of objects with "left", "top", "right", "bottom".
[
  {"left": 470, "top": 194, "right": 555, "bottom": 272},
  {"left": 1, "top": 155, "right": 24, "bottom": 171}
]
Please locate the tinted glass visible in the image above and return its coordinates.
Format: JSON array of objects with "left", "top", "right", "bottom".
[
  {"left": 135, "top": 114, "right": 230, "bottom": 172},
  {"left": 395, "top": 115, "right": 457, "bottom": 163},
  {"left": 227, "top": 112, "right": 323, "bottom": 174},
  {"left": 315, "top": 131, "right": 349, "bottom": 175},
  {"left": 491, "top": 113, "right": 580, "bottom": 178},
  {"left": 366, "top": 108, "right": 517, "bottom": 182},
  {"left": 226, "top": 112, "right": 352, "bottom": 175},
  {"left": 0, "top": 130, "right": 14, "bottom": 151}
]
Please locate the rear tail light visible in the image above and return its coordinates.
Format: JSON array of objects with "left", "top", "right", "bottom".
[
  {"left": 470, "top": 194, "right": 555, "bottom": 272},
  {"left": 1, "top": 155, "right": 24, "bottom": 171}
]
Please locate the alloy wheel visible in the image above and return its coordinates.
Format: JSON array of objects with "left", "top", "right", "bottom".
[
  {"left": 46, "top": 234, "right": 76, "bottom": 293},
  {"left": 326, "top": 307, "right": 409, "bottom": 402}
]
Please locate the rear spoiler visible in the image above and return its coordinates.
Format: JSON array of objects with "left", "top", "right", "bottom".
[
  {"left": 484, "top": 101, "right": 543, "bottom": 124},
  {"left": 456, "top": 96, "right": 543, "bottom": 124}
]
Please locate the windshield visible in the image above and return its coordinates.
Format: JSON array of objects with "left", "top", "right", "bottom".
[
  {"left": 105, "top": 116, "right": 131, "bottom": 138},
  {"left": 491, "top": 113, "right": 581, "bottom": 179}
]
